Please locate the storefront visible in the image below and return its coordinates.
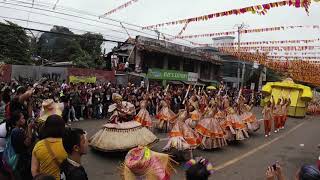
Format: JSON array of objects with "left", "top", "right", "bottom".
[{"left": 147, "top": 68, "right": 200, "bottom": 86}]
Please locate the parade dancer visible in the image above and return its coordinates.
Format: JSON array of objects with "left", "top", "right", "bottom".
[
  {"left": 195, "top": 102, "right": 227, "bottom": 149},
  {"left": 163, "top": 109, "right": 200, "bottom": 160},
  {"left": 134, "top": 95, "right": 153, "bottom": 129},
  {"left": 156, "top": 99, "right": 176, "bottom": 132},
  {"left": 272, "top": 96, "right": 282, "bottom": 133},
  {"left": 262, "top": 100, "right": 273, "bottom": 137},
  {"left": 185, "top": 95, "right": 202, "bottom": 129},
  {"left": 239, "top": 96, "right": 260, "bottom": 132},
  {"left": 199, "top": 92, "right": 209, "bottom": 114},
  {"left": 234, "top": 103, "right": 250, "bottom": 140},
  {"left": 89, "top": 93, "right": 158, "bottom": 152},
  {"left": 224, "top": 97, "right": 249, "bottom": 141},
  {"left": 280, "top": 97, "right": 291, "bottom": 129},
  {"left": 215, "top": 97, "right": 235, "bottom": 141}
]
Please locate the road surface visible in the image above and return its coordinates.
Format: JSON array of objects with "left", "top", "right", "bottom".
[{"left": 71, "top": 108, "right": 320, "bottom": 180}]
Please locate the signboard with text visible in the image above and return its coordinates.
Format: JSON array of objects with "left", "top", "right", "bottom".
[{"left": 147, "top": 68, "right": 198, "bottom": 82}]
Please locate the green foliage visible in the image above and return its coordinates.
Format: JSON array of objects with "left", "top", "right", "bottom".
[
  {"left": 76, "top": 32, "right": 104, "bottom": 68},
  {"left": 0, "top": 22, "right": 104, "bottom": 68},
  {"left": 37, "top": 25, "right": 77, "bottom": 62},
  {"left": 79, "top": 32, "right": 103, "bottom": 57},
  {"left": 37, "top": 26, "right": 104, "bottom": 68},
  {"left": 71, "top": 50, "right": 94, "bottom": 68},
  {"left": 0, "top": 21, "right": 32, "bottom": 64}
]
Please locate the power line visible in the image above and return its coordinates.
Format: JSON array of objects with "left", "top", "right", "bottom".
[
  {"left": 0, "top": 2, "right": 132, "bottom": 35},
  {"left": 0, "top": 23, "right": 132, "bottom": 44},
  {"left": 0, "top": 5, "right": 130, "bottom": 38},
  {"left": 0, "top": 15, "right": 127, "bottom": 41},
  {"left": 3, "top": 0, "right": 202, "bottom": 47},
  {"left": 0, "top": 1, "right": 161, "bottom": 39}
]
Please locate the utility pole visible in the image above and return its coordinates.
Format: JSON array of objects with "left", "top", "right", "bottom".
[
  {"left": 235, "top": 23, "right": 248, "bottom": 89},
  {"left": 154, "top": 30, "right": 160, "bottom": 40}
]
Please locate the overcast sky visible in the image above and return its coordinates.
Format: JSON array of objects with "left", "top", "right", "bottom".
[{"left": 0, "top": 0, "right": 320, "bottom": 54}]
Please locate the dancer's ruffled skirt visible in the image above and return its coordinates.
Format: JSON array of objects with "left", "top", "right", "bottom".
[
  {"left": 135, "top": 109, "right": 153, "bottom": 128},
  {"left": 195, "top": 118, "right": 227, "bottom": 149},
  {"left": 241, "top": 112, "right": 260, "bottom": 132},
  {"left": 156, "top": 107, "right": 176, "bottom": 131},
  {"left": 163, "top": 121, "right": 200, "bottom": 151},
  {"left": 221, "top": 115, "right": 249, "bottom": 141},
  {"left": 89, "top": 121, "right": 159, "bottom": 152}
]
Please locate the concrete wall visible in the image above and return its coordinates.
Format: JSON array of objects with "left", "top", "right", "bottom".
[
  {"left": 11, "top": 65, "right": 67, "bottom": 82},
  {"left": 1, "top": 65, "right": 115, "bottom": 83}
]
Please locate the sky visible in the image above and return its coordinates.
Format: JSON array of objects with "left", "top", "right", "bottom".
[{"left": 0, "top": 0, "right": 320, "bottom": 56}]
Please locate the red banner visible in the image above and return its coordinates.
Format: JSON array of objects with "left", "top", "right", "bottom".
[{"left": 143, "top": 0, "right": 312, "bottom": 29}]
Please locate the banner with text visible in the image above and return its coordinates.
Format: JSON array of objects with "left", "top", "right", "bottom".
[
  {"left": 69, "top": 76, "right": 96, "bottom": 84},
  {"left": 147, "top": 68, "right": 198, "bottom": 82}
]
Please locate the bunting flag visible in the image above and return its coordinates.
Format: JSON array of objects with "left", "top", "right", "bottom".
[
  {"left": 269, "top": 51, "right": 320, "bottom": 55},
  {"left": 212, "top": 38, "right": 320, "bottom": 46},
  {"left": 166, "top": 21, "right": 190, "bottom": 41},
  {"left": 143, "top": 0, "right": 313, "bottom": 29},
  {"left": 181, "top": 25, "right": 320, "bottom": 40},
  {"left": 219, "top": 48, "right": 320, "bottom": 86},
  {"left": 100, "top": 0, "right": 139, "bottom": 17},
  {"left": 268, "top": 56, "right": 320, "bottom": 59},
  {"left": 218, "top": 46, "right": 319, "bottom": 52}
]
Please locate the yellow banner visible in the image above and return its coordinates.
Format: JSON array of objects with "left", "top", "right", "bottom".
[{"left": 69, "top": 76, "right": 96, "bottom": 84}]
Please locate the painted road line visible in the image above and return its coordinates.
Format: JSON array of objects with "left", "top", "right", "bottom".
[{"left": 214, "top": 121, "right": 306, "bottom": 171}]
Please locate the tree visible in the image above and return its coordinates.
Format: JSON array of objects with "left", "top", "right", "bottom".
[
  {"left": 37, "top": 26, "right": 104, "bottom": 68},
  {"left": 77, "top": 32, "right": 104, "bottom": 68},
  {"left": 0, "top": 21, "right": 32, "bottom": 64},
  {"left": 79, "top": 32, "right": 103, "bottom": 56},
  {"left": 37, "top": 25, "right": 81, "bottom": 62}
]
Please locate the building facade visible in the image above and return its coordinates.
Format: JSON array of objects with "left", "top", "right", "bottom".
[{"left": 112, "top": 36, "right": 223, "bottom": 86}]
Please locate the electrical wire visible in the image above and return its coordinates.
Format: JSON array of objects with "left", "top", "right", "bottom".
[
  {"left": 1, "top": 1, "right": 162, "bottom": 39},
  {"left": 3, "top": 0, "right": 202, "bottom": 46},
  {"left": 0, "top": 14, "right": 128, "bottom": 41},
  {"left": 0, "top": 22, "right": 131, "bottom": 44},
  {"left": 0, "top": 5, "right": 130, "bottom": 34}
]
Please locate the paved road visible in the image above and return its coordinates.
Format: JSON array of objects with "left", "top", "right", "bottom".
[{"left": 71, "top": 108, "right": 320, "bottom": 180}]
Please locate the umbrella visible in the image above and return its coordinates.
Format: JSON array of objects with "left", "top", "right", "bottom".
[{"left": 206, "top": 86, "right": 217, "bottom": 90}]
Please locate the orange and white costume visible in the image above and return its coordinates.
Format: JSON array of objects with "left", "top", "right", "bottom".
[
  {"left": 134, "top": 100, "right": 152, "bottom": 128},
  {"left": 156, "top": 100, "right": 176, "bottom": 131},
  {"left": 240, "top": 104, "right": 260, "bottom": 132},
  {"left": 195, "top": 107, "right": 227, "bottom": 149},
  {"left": 163, "top": 110, "right": 201, "bottom": 151}
]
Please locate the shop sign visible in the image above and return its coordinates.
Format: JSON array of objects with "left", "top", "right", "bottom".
[{"left": 147, "top": 68, "right": 198, "bottom": 82}]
